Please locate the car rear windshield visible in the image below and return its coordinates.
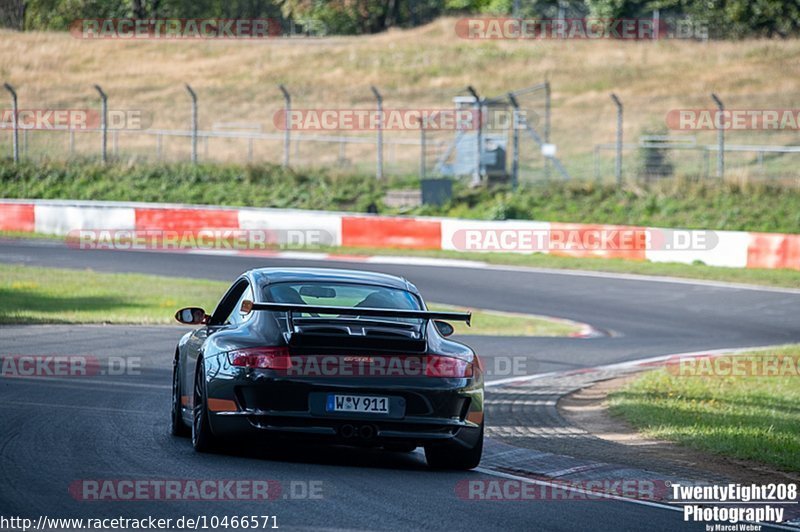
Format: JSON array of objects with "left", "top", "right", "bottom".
[{"left": 263, "top": 282, "right": 422, "bottom": 311}]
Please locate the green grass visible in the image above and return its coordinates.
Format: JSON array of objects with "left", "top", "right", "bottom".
[
  {"left": 2, "top": 159, "right": 800, "bottom": 233},
  {"left": 0, "top": 264, "right": 225, "bottom": 325},
  {"left": 0, "top": 263, "right": 578, "bottom": 336},
  {"left": 4, "top": 232, "right": 800, "bottom": 289},
  {"left": 427, "top": 303, "right": 579, "bottom": 337},
  {"left": 288, "top": 245, "right": 800, "bottom": 289},
  {"left": 609, "top": 346, "right": 800, "bottom": 472}
]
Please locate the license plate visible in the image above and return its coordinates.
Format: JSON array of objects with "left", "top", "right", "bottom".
[{"left": 326, "top": 394, "right": 389, "bottom": 414}]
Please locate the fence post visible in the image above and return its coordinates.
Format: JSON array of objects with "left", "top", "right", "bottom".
[
  {"left": 508, "top": 92, "right": 571, "bottom": 180},
  {"left": 711, "top": 93, "right": 724, "bottom": 179},
  {"left": 419, "top": 117, "right": 426, "bottom": 179},
  {"left": 370, "top": 86, "right": 383, "bottom": 179},
  {"left": 544, "top": 81, "right": 551, "bottom": 180},
  {"left": 466, "top": 86, "right": 482, "bottom": 186},
  {"left": 278, "top": 84, "right": 291, "bottom": 168},
  {"left": 610, "top": 93, "right": 623, "bottom": 185},
  {"left": 93, "top": 85, "right": 107, "bottom": 163},
  {"left": 3, "top": 83, "right": 19, "bottom": 162},
  {"left": 508, "top": 93, "right": 519, "bottom": 189},
  {"left": 653, "top": 9, "right": 660, "bottom": 40},
  {"left": 185, "top": 84, "right": 198, "bottom": 164}
]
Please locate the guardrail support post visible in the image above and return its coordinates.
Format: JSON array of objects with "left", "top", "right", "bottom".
[
  {"left": 93, "top": 84, "right": 108, "bottom": 163},
  {"left": 3, "top": 83, "right": 19, "bottom": 162}
]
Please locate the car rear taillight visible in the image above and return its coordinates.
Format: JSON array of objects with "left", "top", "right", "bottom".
[
  {"left": 424, "top": 355, "right": 473, "bottom": 378},
  {"left": 228, "top": 347, "right": 291, "bottom": 370}
]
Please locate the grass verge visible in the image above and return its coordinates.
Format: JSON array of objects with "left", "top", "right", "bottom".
[
  {"left": 0, "top": 263, "right": 578, "bottom": 336},
  {"left": 3, "top": 232, "right": 800, "bottom": 289},
  {"left": 608, "top": 346, "right": 800, "bottom": 472},
  {"left": 2, "top": 160, "right": 800, "bottom": 233},
  {"left": 291, "top": 245, "right": 800, "bottom": 289}
]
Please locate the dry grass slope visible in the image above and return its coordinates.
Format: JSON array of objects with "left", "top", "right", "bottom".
[{"left": 0, "top": 19, "right": 799, "bottom": 174}]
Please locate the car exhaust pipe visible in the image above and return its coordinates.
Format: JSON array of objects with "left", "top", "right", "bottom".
[
  {"left": 340, "top": 424, "right": 355, "bottom": 439},
  {"left": 359, "top": 424, "right": 376, "bottom": 440}
]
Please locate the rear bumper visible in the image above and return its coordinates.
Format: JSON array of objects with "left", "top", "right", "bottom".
[
  {"left": 212, "top": 410, "right": 482, "bottom": 447},
  {"left": 203, "top": 356, "right": 484, "bottom": 448}
]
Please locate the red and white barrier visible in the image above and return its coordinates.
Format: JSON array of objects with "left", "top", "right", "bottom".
[{"left": 0, "top": 199, "right": 797, "bottom": 271}]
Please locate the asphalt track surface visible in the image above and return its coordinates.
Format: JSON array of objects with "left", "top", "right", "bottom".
[{"left": 1, "top": 239, "right": 799, "bottom": 531}]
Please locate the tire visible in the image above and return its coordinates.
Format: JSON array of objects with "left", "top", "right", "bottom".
[
  {"left": 191, "top": 362, "right": 218, "bottom": 452},
  {"left": 170, "top": 361, "right": 190, "bottom": 437},
  {"left": 424, "top": 423, "right": 483, "bottom": 470}
]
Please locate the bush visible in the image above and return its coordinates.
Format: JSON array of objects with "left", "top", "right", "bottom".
[{"left": 2, "top": 159, "right": 799, "bottom": 233}]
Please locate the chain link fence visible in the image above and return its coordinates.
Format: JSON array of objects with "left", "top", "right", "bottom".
[{"left": 1, "top": 82, "right": 798, "bottom": 185}]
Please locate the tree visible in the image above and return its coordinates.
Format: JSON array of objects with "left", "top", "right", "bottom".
[{"left": 0, "top": 0, "right": 27, "bottom": 29}]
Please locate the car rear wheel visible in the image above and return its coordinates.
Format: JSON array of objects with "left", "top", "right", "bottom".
[
  {"left": 192, "top": 362, "right": 218, "bottom": 452},
  {"left": 424, "top": 423, "right": 483, "bottom": 470},
  {"left": 170, "top": 361, "right": 190, "bottom": 437}
]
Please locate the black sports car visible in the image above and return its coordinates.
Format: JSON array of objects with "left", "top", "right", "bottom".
[{"left": 171, "top": 268, "right": 484, "bottom": 470}]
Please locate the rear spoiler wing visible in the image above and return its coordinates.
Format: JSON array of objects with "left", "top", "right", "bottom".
[{"left": 243, "top": 301, "right": 471, "bottom": 327}]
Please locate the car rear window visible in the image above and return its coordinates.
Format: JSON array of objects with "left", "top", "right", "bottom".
[{"left": 263, "top": 282, "right": 421, "bottom": 310}]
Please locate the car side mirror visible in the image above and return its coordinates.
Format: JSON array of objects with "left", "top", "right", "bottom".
[
  {"left": 175, "top": 307, "right": 208, "bottom": 325},
  {"left": 434, "top": 320, "right": 455, "bottom": 337}
]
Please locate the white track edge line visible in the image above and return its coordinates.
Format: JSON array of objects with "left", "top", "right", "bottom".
[
  {"left": 473, "top": 467, "right": 799, "bottom": 530},
  {"left": 485, "top": 344, "right": 786, "bottom": 387}
]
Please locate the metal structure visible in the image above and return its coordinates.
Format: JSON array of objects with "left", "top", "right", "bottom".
[
  {"left": 465, "top": 86, "right": 483, "bottom": 185},
  {"left": 3, "top": 82, "right": 797, "bottom": 185},
  {"left": 506, "top": 90, "right": 571, "bottom": 180}
]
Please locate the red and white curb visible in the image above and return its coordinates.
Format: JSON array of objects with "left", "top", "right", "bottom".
[
  {"left": 486, "top": 344, "right": 784, "bottom": 388},
  {"left": 480, "top": 344, "right": 799, "bottom": 529},
  {"left": 1, "top": 198, "right": 798, "bottom": 271}
]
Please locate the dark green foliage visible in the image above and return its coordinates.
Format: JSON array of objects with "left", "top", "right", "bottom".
[
  {"left": 2, "top": 159, "right": 799, "bottom": 233},
  {"left": 9, "top": 0, "right": 800, "bottom": 38}
]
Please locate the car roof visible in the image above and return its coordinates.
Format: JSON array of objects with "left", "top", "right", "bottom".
[{"left": 247, "top": 267, "right": 419, "bottom": 294}]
